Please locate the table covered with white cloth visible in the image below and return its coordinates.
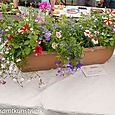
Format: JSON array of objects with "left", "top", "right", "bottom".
[
  {"left": 0, "top": 70, "right": 65, "bottom": 115},
  {"left": 0, "top": 51, "right": 115, "bottom": 115},
  {"left": 41, "top": 52, "right": 115, "bottom": 115}
]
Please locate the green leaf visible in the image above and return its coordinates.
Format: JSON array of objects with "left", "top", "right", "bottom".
[
  {"left": 24, "top": 40, "right": 30, "bottom": 45},
  {"left": 14, "top": 44, "right": 19, "bottom": 49},
  {"left": 110, "top": 42, "right": 114, "bottom": 46},
  {"left": 16, "top": 51, "right": 21, "bottom": 57},
  {"left": 21, "top": 50, "right": 25, "bottom": 57},
  {"left": 24, "top": 47, "right": 31, "bottom": 55},
  {"left": 33, "top": 35, "right": 38, "bottom": 40}
]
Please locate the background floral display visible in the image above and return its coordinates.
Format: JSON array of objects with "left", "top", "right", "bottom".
[{"left": 0, "top": 2, "right": 115, "bottom": 85}]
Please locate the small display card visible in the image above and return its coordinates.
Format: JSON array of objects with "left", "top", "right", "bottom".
[{"left": 81, "top": 64, "right": 107, "bottom": 77}]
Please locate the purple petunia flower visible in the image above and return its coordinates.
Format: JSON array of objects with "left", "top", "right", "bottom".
[
  {"left": 67, "top": 47, "right": 71, "bottom": 51},
  {"left": 44, "top": 30, "right": 51, "bottom": 41},
  {"left": 70, "top": 67, "right": 76, "bottom": 74},
  {"left": 44, "top": 35, "right": 50, "bottom": 41},
  {"left": 67, "top": 56, "right": 71, "bottom": 60},
  {"left": 71, "top": 25, "right": 75, "bottom": 29},
  {"left": 64, "top": 62, "right": 72, "bottom": 68},
  {"left": 76, "top": 62, "right": 82, "bottom": 69},
  {"left": 78, "top": 25, "right": 82, "bottom": 30},
  {"left": 55, "top": 61, "right": 61, "bottom": 65},
  {"left": 56, "top": 68, "right": 64, "bottom": 76},
  {"left": 53, "top": 24, "right": 58, "bottom": 28},
  {"left": 1, "top": 31, "right": 5, "bottom": 35}
]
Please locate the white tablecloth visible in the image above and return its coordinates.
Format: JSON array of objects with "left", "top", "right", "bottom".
[
  {"left": 0, "top": 70, "right": 64, "bottom": 115},
  {"left": 0, "top": 50, "right": 115, "bottom": 115},
  {"left": 41, "top": 53, "right": 115, "bottom": 115}
]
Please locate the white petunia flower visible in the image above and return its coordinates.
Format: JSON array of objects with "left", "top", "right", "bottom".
[
  {"left": 16, "top": 59, "right": 21, "bottom": 62},
  {"left": 26, "top": 19, "right": 29, "bottom": 21},
  {"left": 20, "top": 78, "right": 24, "bottom": 82},
  {"left": 5, "top": 51, "right": 9, "bottom": 54},
  {"left": 5, "top": 29, "right": 9, "bottom": 32},
  {"left": 1, "top": 64, "right": 6, "bottom": 68},
  {"left": 52, "top": 42, "right": 57, "bottom": 49},
  {"left": 8, "top": 26, "right": 11, "bottom": 29},
  {"left": 13, "top": 78, "right": 17, "bottom": 82},
  {"left": 92, "top": 38, "right": 98, "bottom": 44},
  {"left": 30, "top": 28, "right": 34, "bottom": 31},
  {"left": 84, "top": 30, "right": 91, "bottom": 37}
]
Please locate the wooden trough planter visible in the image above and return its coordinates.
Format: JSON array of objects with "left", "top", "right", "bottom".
[
  {"left": 17, "top": 46, "right": 115, "bottom": 72},
  {"left": 81, "top": 46, "right": 114, "bottom": 65}
]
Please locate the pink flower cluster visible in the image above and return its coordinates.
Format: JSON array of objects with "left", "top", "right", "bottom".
[{"left": 38, "top": 2, "right": 51, "bottom": 11}]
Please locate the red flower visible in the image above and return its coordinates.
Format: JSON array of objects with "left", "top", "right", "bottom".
[
  {"left": 104, "top": 18, "right": 113, "bottom": 25},
  {"left": 20, "top": 24, "right": 28, "bottom": 33},
  {"left": 7, "top": 34, "right": 13, "bottom": 40},
  {"left": 107, "top": 9, "right": 115, "bottom": 16},
  {"left": 4, "top": 44, "right": 9, "bottom": 48},
  {"left": 33, "top": 46, "right": 42, "bottom": 56}
]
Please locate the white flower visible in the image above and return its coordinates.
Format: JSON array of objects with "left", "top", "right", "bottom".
[
  {"left": 18, "top": 29, "right": 23, "bottom": 33},
  {"left": 30, "top": 28, "right": 34, "bottom": 31},
  {"left": 1, "top": 64, "right": 6, "bottom": 68},
  {"left": 16, "top": 12, "right": 21, "bottom": 16},
  {"left": 0, "top": 38, "right": 2, "bottom": 42},
  {"left": 84, "top": 30, "right": 91, "bottom": 37},
  {"left": 94, "top": 31, "right": 99, "bottom": 35},
  {"left": 92, "top": 38, "right": 98, "bottom": 45},
  {"left": 8, "top": 26, "right": 11, "bottom": 29},
  {"left": 13, "top": 78, "right": 17, "bottom": 82},
  {"left": 35, "top": 19, "right": 38, "bottom": 22},
  {"left": 104, "top": 18, "right": 113, "bottom": 25},
  {"left": 26, "top": 18, "right": 29, "bottom": 21},
  {"left": 19, "top": 78, "right": 24, "bottom": 82},
  {"left": 5, "top": 51, "right": 9, "bottom": 54},
  {"left": 36, "top": 40, "right": 41, "bottom": 44},
  {"left": 16, "top": 59, "right": 21, "bottom": 62},
  {"left": 52, "top": 42, "right": 57, "bottom": 49},
  {"left": 1, "top": 58, "right": 5, "bottom": 61},
  {"left": 6, "top": 61, "right": 10, "bottom": 64},
  {"left": 101, "top": 32, "right": 104, "bottom": 35},
  {"left": 5, "top": 29, "right": 9, "bottom": 32},
  {"left": 56, "top": 32, "right": 62, "bottom": 38}
]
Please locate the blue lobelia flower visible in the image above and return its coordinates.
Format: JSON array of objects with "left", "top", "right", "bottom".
[
  {"left": 1, "top": 31, "right": 5, "bottom": 35},
  {"left": 76, "top": 62, "right": 82, "bottom": 69}
]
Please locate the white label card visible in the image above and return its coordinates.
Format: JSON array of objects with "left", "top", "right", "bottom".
[{"left": 81, "top": 64, "right": 107, "bottom": 77}]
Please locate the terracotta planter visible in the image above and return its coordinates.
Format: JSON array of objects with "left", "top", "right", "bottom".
[
  {"left": 21, "top": 51, "right": 58, "bottom": 72},
  {"left": 21, "top": 46, "right": 114, "bottom": 72},
  {"left": 81, "top": 46, "right": 114, "bottom": 65}
]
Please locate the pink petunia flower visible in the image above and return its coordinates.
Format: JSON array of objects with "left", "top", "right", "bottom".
[
  {"left": 56, "top": 32, "right": 62, "bottom": 38},
  {"left": 38, "top": 2, "right": 51, "bottom": 11}
]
